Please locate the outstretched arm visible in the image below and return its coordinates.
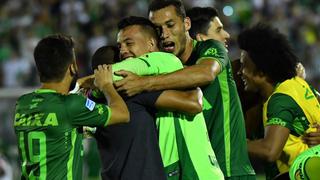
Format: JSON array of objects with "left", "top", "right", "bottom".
[
  {"left": 115, "top": 59, "right": 221, "bottom": 96},
  {"left": 155, "top": 88, "right": 203, "bottom": 115}
]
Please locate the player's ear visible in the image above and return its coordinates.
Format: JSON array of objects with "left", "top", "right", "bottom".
[
  {"left": 148, "top": 37, "right": 158, "bottom": 52},
  {"left": 184, "top": 17, "right": 191, "bottom": 31},
  {"left": 69, "top": 62, "right": 78, "bottom": 76}
]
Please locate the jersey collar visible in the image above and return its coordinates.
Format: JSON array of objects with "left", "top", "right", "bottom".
[{"left": 35, "top": 89, "right": 57, "bottom": 94}]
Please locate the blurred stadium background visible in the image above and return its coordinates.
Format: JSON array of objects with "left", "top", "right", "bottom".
[{"left": 0, "top": 0, "right": 319, "bottom": 179}]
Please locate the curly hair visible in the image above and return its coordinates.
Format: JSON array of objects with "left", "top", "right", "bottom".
[{"left": 238, "top": 23, "right": 298, "bottom": 84}]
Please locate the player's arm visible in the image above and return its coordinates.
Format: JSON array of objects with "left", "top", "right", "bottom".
[
  {"left": 247, "top": 125, "right": 290, "bottom": 162},
  {"left": 94, "top": 65, "right": 129, "bottom": 125},
  {"left": 247, "top": 94, "right": 296, "bottom": 161},
  {"left": 115, "top": 59, "right": 221, "bottom": 96},
  {"left": 155, "top": 88, "right": 203, "bottom": 115},
  {"left": 145, "top": 59, "right": 220, "bottom": 90},
  {"left": 115, "top": 41, "right": 228, "bottom": 96}
]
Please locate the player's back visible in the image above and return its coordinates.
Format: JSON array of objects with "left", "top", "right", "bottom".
[{"left": 14, "top": 89, "right": 109, "bottom": 179}]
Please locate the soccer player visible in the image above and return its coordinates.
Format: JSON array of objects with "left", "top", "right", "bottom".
[
  {"left": 92, "top": 16, "right": 223, "bottom": 179},
  {"left": 13, "top": 35, "right": 129, "bottom": 179},
  {"left": 14, "top": 35, "right": 129, "bottom": 179},
  {"left": 114, "top": 1, "right": 254, "bottom": 179},
  {"left": 289, "top": 144, "right": 320, "bottom": 180},
  {"left": 238, "top": 23, "right": 320, "bottom": 178},
  {"left": 186, "top": 7, "right": 230, "bottom": 46}
]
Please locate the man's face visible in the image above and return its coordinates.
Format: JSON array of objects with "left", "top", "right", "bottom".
[
  {"left": 117, "top": 25, "right": 151, "bottom": 60},
  {"left": 149, "top": 5, "right": 188, "bottom": 57},
  {"left": 239, "top": 50, "right": 261, "bottom": 92},
  {"left": 200, "top": 17, "right": 230, "bottom": 47}
]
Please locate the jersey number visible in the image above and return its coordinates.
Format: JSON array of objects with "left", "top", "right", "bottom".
[{"left": 19, "top": 131, "right": 47, "bottom": 179}]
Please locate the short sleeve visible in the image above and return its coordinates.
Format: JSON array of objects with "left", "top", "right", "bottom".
[
  {"left": 266, "top": 94, "right": 296, "bottom": 131},
  {"left": 67, "top": 95, "right": 111, "bottom": 127},
  {"left": 131, "top": 91, "right": 163, "bottom": 108},
  {"left": 197, "top": 40, "right": 229, "bottom": 71}
]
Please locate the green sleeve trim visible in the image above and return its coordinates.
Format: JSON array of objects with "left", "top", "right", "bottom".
[
  {"left": 266, "top": 117, "right": 288, "bottom": 127},
  {"left": 35, "top": 89, "right": 57, "bottom": 94},
  {"left": 104, "top": 106, "right": 111, "bottom": 126}
]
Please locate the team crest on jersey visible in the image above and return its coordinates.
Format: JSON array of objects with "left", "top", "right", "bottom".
[
  {"left": 204, "top": 48, "right": 218, "bottom": 56},
  {"left": 85, "top": 98, "right": 96, "bottom": 111}
]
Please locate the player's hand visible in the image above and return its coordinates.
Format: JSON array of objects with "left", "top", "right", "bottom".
[
  {"left": 114, "top": 70, "right": 145, "bottom": 96},
  {"left": 303, "top": 124, "right": 320, "bottom": 147},
  {"left": 77, "top": 74, "right": 95, "bottom": 89},
  {"left": 94, "top": 65, "right": 113, "bottom": 90}
]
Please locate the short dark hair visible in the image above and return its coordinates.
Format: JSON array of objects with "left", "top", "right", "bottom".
[
  {"left": 148, "top": 0, "right": 186, "bottom": 20},
  {"left": 91, "top": 45, "right": 120, "bottom": 70},
  {"left": 238, "top": 23, "right": 298, "bottom": 84},
  {"left": 118, "top": 16, "right": 160, "bottom": 43},
  {"left": 187, "top": 7, "right": 219, "bottom": 39},
  {"left": 34, "top": 34, "right": 75, "bottom": 82}
]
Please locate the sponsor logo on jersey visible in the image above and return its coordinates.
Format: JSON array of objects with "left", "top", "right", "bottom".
[
  {"left": 14, "top": 113, "right": 58, "bottom": 127},
  {"left": 204, "top": 48, "right": 218, "bottom": 57},
  {"left": 85, "top": 98, "right": 95, "bottom": 111}
]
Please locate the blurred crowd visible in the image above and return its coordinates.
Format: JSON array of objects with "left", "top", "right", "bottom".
[
  {"left": 0, "top": 0, "right": 319, "bottom": 179},
  {"left": 0, "top": 0, "right": 319, "bottom": 88}
]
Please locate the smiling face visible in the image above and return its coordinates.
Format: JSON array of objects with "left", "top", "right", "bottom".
[
  {"left": 149, "top": 5, "right": 189, "bottom": 58},
  {"left": 198, "top": 17, "right": 230, "bottom": 47},
  {"left": 117, "top": 25, "right": 155, "bottom": 60},
  {"left": 239, "top": 50, "right": 264, "bottom": 92}
]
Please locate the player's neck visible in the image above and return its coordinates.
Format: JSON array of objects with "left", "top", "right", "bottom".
[
  {"left": 259, "top": 82, "right": 274, "bottom": 101},
  {"left": 40, "top": 78, "right": 71, "bottom": 95},
  {"left": 179, "top": 36, "right": 193, "bottom": 63}
]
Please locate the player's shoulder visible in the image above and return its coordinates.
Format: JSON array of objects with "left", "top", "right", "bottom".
[
  {"left": 17, "top": 92, "right": 34, "bottom": 101},
  {"left": 142, "top": 52, "right": 181, "bottom": 65},
  {"left": 143, "top": 51, "right": 177, "bottom": 59},
  {"left": 66, "top": 94, "right": 98, "bottom": 112},
  {"left": 268, "top": 93, "right": 297, "bottom": 111},
  {"left": 65, "top": 94, "right": 86, "bottom": 103},
  {"left": 197, "top": 39, "right": 225, "bottom": 49}
]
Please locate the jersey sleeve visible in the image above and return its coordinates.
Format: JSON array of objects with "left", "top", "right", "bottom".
[
  {"left": 131, "top": 91, "right": 163, "bottom": 108},
  {"left": 266, "top": 94, "right": 297, "bottom": 131},
  {"left": 67, "top": 95, "right": 111, "bottom": 127},
  {"left": 197, "top": 40, "right": 229, "bottom": 72}
]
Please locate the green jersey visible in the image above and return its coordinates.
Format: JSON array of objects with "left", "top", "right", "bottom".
[
  {"left": 157, "top": 112, "right": 224, "bottom": 180},
  {"left": 112, "top": 52, "right": 183, "bottom": 81},
  {"left": 186, "top": 39, "right": 255, "bottom": 177},
  {"left": 266, "top": 94, "right": 310, "bottom": 136},
  {"left": 14, "top": 89, "right": 110, "bottom": 179}
]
